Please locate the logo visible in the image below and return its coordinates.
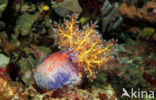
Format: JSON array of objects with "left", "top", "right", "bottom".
[{"left": 121, "top": 88, "right": 155, "bottom": 98}]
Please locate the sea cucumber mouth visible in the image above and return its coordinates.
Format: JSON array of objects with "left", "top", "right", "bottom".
[
  {"left": 62, "top": 47, "right": 84, "bottom": 75},
  {"left": 62, "top": 47, "right": 78, "bottom": 63}
]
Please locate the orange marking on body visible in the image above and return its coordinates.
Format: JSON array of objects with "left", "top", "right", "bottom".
[
  {"left": 44, "top": 72, "right": 47, "bottom": 75},
  {"left": 61, "top": 65, "right": 65, "bottom": 68},
  {"left": 53, "top": 65, "right": 56, "bottom": 69},
  {"left": 48, "top": 65, "right": 53, "bottom": 72},
  {"left": 41, "top": 52, "right": 72, "bottom": 72},
  {"left": 68, "top": 50, "right": 72, "bottom": 53}
]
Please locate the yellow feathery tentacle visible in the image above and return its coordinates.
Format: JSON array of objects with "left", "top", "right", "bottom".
[{"left": 54, "top": 14, "right": 115, "bottom": 79}]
